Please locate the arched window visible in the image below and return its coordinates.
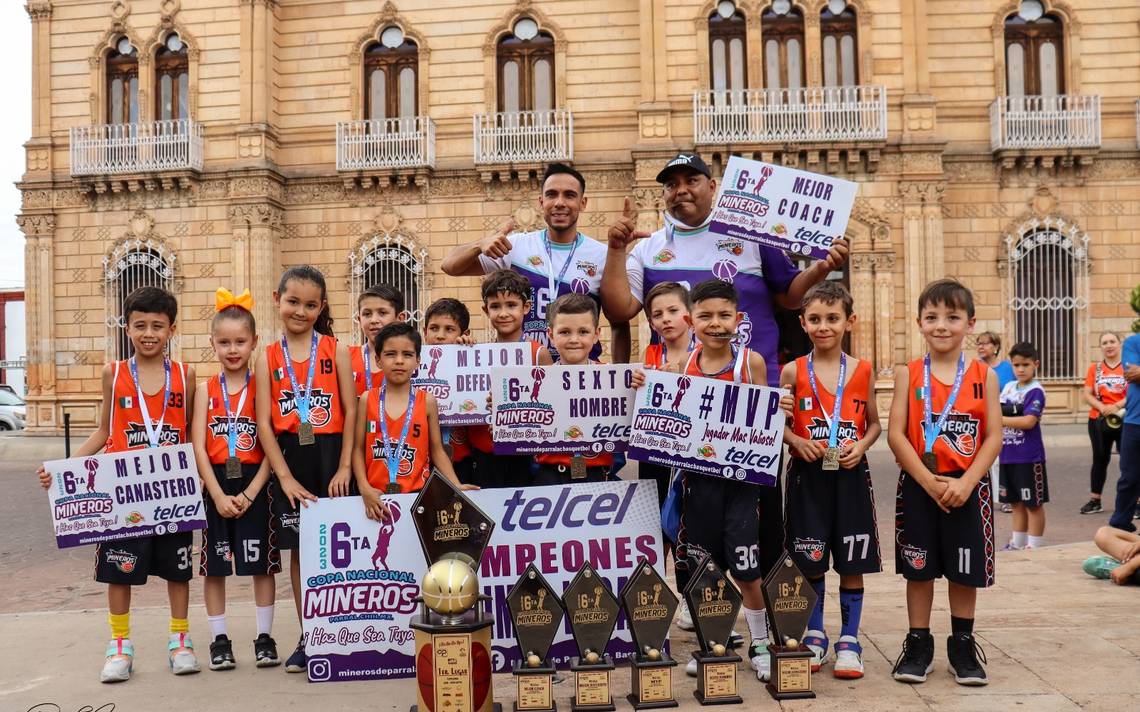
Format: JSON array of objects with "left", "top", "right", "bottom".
[
  {"left": 106, "top": 37, "right": 139, "bottom": 125},
  {"left": 821, "top": 1, "right": 858, "bottom": 87},
  {"left": 155, "top": 33, "right": 189, "bottom": 121},
  {"left": 497, "top": 17, "right": 554, "bottom": 113},
  {"left": 1006, "top": 224, "right": 1088, "bottom": 381},
  {"left": 364, "top": 26, "right": 418, "bottom": 123},
  {"left": 349, "top": 236, "right": 429, "bottom": 337},
  {"left": 104, "top": 240, "right": 176, "bottom": 359},
  {"left": 709, "top": 1, "right": 747, "bottom": 95},
  {"left": 1004, "top": 0, "right": 1063, "bottom": 97},
  {"left": 761, "top": 1, "right": 804, "bottom": 93}
]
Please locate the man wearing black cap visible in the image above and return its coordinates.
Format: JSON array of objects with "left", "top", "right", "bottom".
[{"left": 600, "top": 152, "right": 848, "bottom": 682}]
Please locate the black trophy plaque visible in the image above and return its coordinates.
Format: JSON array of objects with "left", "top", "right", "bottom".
[
  {"left": 619, "top": 559, "right": 680, "bottom": 710},
  {"left": 564, "top": 562, "right": 620, "bottom": 712},
  {"left": 410, "top": 471, "right": 495, "bottom": 569},
  {"left": 683, "top": 556, "right": 743, "bottom": 705},
  {"left": 760, "top": 554, "right": 818, "bottom": 700},
  {"left": 507, "top": 564, "right": 565, "bottom": 712}
]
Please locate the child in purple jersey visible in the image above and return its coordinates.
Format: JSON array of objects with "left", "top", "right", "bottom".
[{"left": 998, "top": 342, "right": 1048, "bottom": 550}]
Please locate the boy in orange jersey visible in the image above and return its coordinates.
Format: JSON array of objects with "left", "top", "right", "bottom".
[
  {"left": 39, "top": 287, "right": 199, "bottom": 682},
  {"left": 780, "top": 281, "right": 881, "bottom": 679},
  {"left": 888, "top": 279, "right": 1002, "bottom": 687},
  {"left": 349, "top": 284, "right": 405, "bottom": 396}
]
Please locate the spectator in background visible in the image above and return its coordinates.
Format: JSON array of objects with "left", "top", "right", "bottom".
[
  {"left": 1108, "top": 332, "right": 1140, "bottom": 531},
  {"left": 1080, "top": 332, "right": 1127, "bottom": 515},
  {"left": 977, "top": 331, "right": 1015, "bottom": 511}
]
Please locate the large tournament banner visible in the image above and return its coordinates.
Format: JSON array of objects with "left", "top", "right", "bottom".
[
  {"left": 299, "top": 480, "right": 663, "bottom": 683},
  {"left": 44, "top": 443, "right": 206, "bottom": 548},
  {"left": 489, "top": 365, "right": 637, "bottom": 455},
  {"left": 709, "top": 155, "right": 857, "bottom": 260},
  {"left": 627, "top": 370, "right": 784, "bottom": 487},
  {"left": 412, "top": 343, "right": 533, "bottom": 426}
]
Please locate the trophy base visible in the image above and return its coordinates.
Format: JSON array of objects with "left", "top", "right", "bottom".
[
  {"left": 764, "top": 644, "right": 815, "bottom": 701},
  {"left": 410, "top": 613, "right": 498, "bottom": 712},
  {"left": 569, "top": 655, "right": 616, "bottom": 712},
  {"left": 626, "top": 654, "right": 678, "bottom": 710},
  {"left": 691, "top": 651, "right": 743, "bottom": 705},
  {"left": 512, "top": 658, "right": 557, "bottom": 712}
]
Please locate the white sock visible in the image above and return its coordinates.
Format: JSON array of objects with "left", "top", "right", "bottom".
[
  {"left": 1027, "top": 535, "right": 1045, "bottom": 548},
  {"left": 1011, "top": 531, "right": 1028, "bottom": 549},
  {"left": 256, "top": 605, "right": 275, "bottom": 637},
  {"left": 207, "top": 614, "right": 227, "bottom": 639},
  {"left": 743, "top": 606, "right": 770, "bottom": 642}
]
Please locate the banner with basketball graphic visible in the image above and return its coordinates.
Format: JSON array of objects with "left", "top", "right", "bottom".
[
  {"left": 488, "top": 364, "right": 638, "bottom": 455},
  {"left": 299, "top": 480, "right": 664, "bottom": 683},
  {"left": 43, "top": 443, "right": 206, "bottom": 548},
  {"left": 709, "top": 155, "right": 858, "bottom": 260},
  {"left": 627, "top": 370, "right": 785, "bottom": 486},
  {"left": 411, "top": 343, "right": 533, "bottom": 425}
]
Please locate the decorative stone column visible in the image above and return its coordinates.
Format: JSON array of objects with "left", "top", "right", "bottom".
[
  {"left": 228, "top": 203, "right": 283, "bottom": 335},
  {"left": 17, "top": 213, "right": 57, "bottom": 432},
  {"left": 899, "top": 180, "right": 945, "bottom": 359}
]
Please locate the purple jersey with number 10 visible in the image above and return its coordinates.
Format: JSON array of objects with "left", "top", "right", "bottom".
[{"left": 999, "top": 380, "right": 1046, "bottom": 464}]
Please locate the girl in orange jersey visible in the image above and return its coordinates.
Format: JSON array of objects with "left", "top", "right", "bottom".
[
  {"left": 352, "top": 322, "right": 470, "bottom": 523},
  {"left": 254, "top": 265, "right": 356, "bottom": 673},
  {"left": 190, "top": 289, "right": 280, "bottom": 672},
  {"left": 780, "top": 282, "right": 882, "bottom": 680},
  {"left": 348, "top": 284, "right": 404, "bottom": 396}
]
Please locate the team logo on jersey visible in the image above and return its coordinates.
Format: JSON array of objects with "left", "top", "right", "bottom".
[
  {"left": 804, "top": 417, "right": 860, "bottom": 448},
  {"left": 279, "top": 510, "right": 300, "bottom": 532},
  {"left": 528, "top": 255, "right": 545, "bottom": 267},
  {"left": 123, "top": 422, "right": 181, "bottom": 449},
  {"left": 104, "top": 548, "right": 138, "bottom": 574},
  {"left": 576, "top": 259, "right": 598, "bottom": 277},
  {"left": 653, "top": 249, "right": 676, "bottom": 264},
  {"left": 900, "top": 544, "right": 927, "bottom": 570},
  {"left": 716, "top": 239, "right": 744, "bottom": 256},
  {"left": 277, "top": 389, "right": 334, "bottom": 427},
  {"left": 370, "top": 440, "right": 418, "bottom": 476},
  {"left": 1099, "top": 375, "right": 1126, "bottom": 394},
  {"left": 207, "top": 415, "right": 258, "bottom": 452},
  {"left": 214, "top": 541, "right": 233, "bottom": 562},
  {"left": 937, "top": 413, "right": 980, "bottom": 457},
  {"left": 793, "top": 537, "right": 826, "bottom": 562}
]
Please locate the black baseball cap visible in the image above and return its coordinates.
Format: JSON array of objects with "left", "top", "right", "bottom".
[{"left": 656, "top": 153, "right": 712, "bottom": 183}]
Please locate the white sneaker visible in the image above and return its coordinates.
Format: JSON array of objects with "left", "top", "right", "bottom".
[
  {"left": 833, "top": 636, "right": 864, "bottom": 679},
  {"left": 685, "top": 657, "right": 698, "bottom": 677},
  {"left": 677, "top": 603, "right": 695, "bottom": 632},
  {"left": 804, "top": 629, "right": 828, "bottom": 672},
  {"left": 101, "top": 638, "right": 134, "bottom": 683},
  {"left": 168, "top": 633, "right": 201, "bottom": 675},
  {"left": 749, "top": 639, "right": 771, "bottom": 682}
]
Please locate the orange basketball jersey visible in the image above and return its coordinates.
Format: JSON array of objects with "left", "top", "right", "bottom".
[
  {"left": 349, "top": 343, "right": 385, "bottom": 397},
  {"left": 204, "top": 374, "right": 264, "bottom": 465},
  {"left": 905, "top": 356, "right": 988, "bottom": 474},
  {"left": 364, "top": 388, "right": 431, "bottom": 493},
  {"left": 1085, "top": 361, "right": 1126, "bottom": 419},
  {"left": 790, "top": 355, "right": 872, "bottom": 456},
  {"left": 684, "top": 345, "right": 753, "bottom": 384},
  {"left": 266, "top": 334, "right": 345, "bottom": 435},
  {"left": 105, "top": 359, "right": 189, "bottom": 453}
]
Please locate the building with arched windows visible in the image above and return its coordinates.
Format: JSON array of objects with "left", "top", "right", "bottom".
[{"left": 17, "top": 0, "right": 1140, "bottom": 432}]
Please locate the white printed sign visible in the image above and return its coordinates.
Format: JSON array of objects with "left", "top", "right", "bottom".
[{"left": 412, "top": 343, "right": 533, "bottom": 425}]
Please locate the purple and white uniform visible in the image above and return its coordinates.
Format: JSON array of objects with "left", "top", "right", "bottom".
[
  {"left": 1000, "top": 379, "right": 1046, "bottom": 464},
  {"left": 626, "top": 219, "right": 800, "bottom": 387}
]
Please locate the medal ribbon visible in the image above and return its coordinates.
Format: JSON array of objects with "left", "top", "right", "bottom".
[
  {"left": 362, "top": 342, "right": 373, "bottom": 390},
  {"left": 923, "top": 353, "right": 966, "bottom": 455},
  {"left": 659, "top": 332, "right": 696, "bottom": 369},
  {"left": 807, "top": 352, "right": 846, "bottom": 449},
  {"left": 129, "top": 357, "right": 171, "bottom": 449},
  {"left": 282, "top": 332, "right": 319, "bottom": 427},
  {"left": 378, "top": 385, "right": 416, "bottom": 487},
  {"left": 542, "top": 229, "right": 581, "bottom": 302},
  {"left": 219, "top": 371, "right": 250, "bottom": 459}
]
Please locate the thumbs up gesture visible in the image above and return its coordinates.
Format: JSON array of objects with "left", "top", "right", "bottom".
[
  {"left": 608, "top": 197, "right": 651, "bottom": 250},
  {"left": 479, "top": 217, "right": 516, "bottom": 259}
]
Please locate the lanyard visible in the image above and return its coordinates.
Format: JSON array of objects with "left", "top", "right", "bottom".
[
  {"left": 659, "top": 333, "right": 696, "bottom": 369},
  {"left": 282, "top": 332, "right": 319, "bottom": 424},
  {"left": 362, "top": 342, "right": 373, "bottom": 390},
  {"left": 378, "top": 386, "right": 416, "bottom": 484},
  {"left": 685, "top": 346, "right": 747, "bottom": 383},
  {"left": 543, "top": 230, "right": 581, "bottom": 301},
  {"left": 807, "top": 352, "right": 846, "bottom": 448},
  {"left": 923, "top": 353, "right": 966, "bottom": 455},
  {"left": 219, "top": 371, "right": 250, "bottom": 458},
  {"left": 129, "top": 357, "right": 172, "bottom": 449}
]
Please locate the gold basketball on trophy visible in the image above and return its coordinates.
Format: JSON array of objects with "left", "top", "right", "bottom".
[{"left": 421, "top": 557, "right": 479, "bottom": 615}]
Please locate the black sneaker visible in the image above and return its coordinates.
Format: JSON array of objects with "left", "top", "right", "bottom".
[
  {"left": 254, "top": 634, "right": 280, "bottom": 668},
  {"left": 947, "top": 633, "right": 988, "bottom": 686},
  {"left": 1133, "top": 504, "right": 1140, "bottom": 520},
  {"left": 209, "top": 635, "right": 236, "bottom": 671},
  {"left": 891, "top": 632, "right": 934, "bottom": 683},
  {"left": 284, "top": 636, "right": 306, "bottom": 673},
  {"left": 1079, "top": 499, "right": 1103, "bottom": 515}
]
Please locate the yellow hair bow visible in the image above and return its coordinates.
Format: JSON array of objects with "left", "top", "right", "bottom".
[{"left": 215, "top": 287, "right": 254, "bottom": 313}]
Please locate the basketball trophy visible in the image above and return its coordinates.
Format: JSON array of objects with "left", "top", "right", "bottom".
[
  {"left": 507, "top": 564, "right": 565, "bottom": 712},
  {"left": 409, "top": 473, "right": 498, "bottom": 712},
  {"left": 760, "top": 555, "right": 818, "bottom": 700},
  {"left": 564, "top": 562, "right": 621, "bottom": 712},
  {"left": 619, "top": 559, "right": 679, "bottom": 710},
  {"left": 683, "top": 555, "right": 743, "bottom": 705}
]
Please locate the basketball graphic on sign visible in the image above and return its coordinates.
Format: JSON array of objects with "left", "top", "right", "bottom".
[
  {"left": 570, "top": 277, "right": 590, "bottom": 294},
  {"left": 712, "top": 259, "right": 738, "bottom": 284}
]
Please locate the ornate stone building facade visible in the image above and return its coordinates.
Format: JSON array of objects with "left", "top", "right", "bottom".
[{"left": 18, "top": 0, "right": 1140, "bottom": 432}]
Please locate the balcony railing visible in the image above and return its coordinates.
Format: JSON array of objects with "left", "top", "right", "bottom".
[
  {"left": 473, "top": 109, "right": 573, "bottom": 164},
  {"left": 336, "top": 116, "right": 435, "bottom": 171},
  {"left": 70, "top": 119, "right": 204, "bottom": 176},
  {"left": 989, "top": 95, "right": 1100, "bottom": 151},
  {"left": 693, "top": 86, "right": 887, "bottom": 145}
]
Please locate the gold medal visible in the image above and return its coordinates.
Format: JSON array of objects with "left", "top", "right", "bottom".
[
  {"left": 386, "top": 481, "right": 402, "bottom": 495},
  {"left": 822, "top": 447, "right": 840, "bottom": 471},
  {"left": 225, "top": 456, "right": 242, "bottom": 480},
  {"left": 298, "top": 421, "right": 315, "bottom": 446},
  {"left": 570, "top": 454, "right": 587, "bottom": 480},
  {"left": 921, "top": 452, "right": 938, "bottom": 474}
]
